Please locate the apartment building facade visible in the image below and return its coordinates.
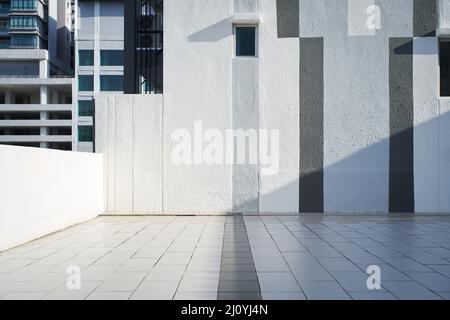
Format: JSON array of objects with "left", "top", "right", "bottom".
[
  {"left": 0, "top": 0, "right": 74, "bottom": 150},
  {"left": 74, "top": 0, "right": 124, "bottom": 152}
]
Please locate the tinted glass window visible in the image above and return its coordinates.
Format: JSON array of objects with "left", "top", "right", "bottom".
[
  {"left": 79, "top": 50, "right": 94, "bottom": 66},
  {"left": 100, "top": 75, "right": 123, "bottom": 91},
  {"left": 78, "top": 100, "right": 94, "bottom": 117},
  {"left": 78, "top": 75, "right": 94, "bottom": 91},
  {"left": 236, "top": 27, "right": 256, "bottom": 57},
  {"left": 101, "top": 50, "right": 123, "bottom": 66}
]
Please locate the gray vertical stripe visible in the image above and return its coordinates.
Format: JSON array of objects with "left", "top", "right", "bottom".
[
  {"left": 276, "top": 0, "right": 299, "bottom": 38},
  {"left": 299, "top": 37, "right": 324, "bottom": 213},
  {"left": 389, "top": 38, "right": 415, "bottom": 213},
  {"left": 218, "top": 216, "right": 261, "bottom": 300},
  {"left": 413, "top": 0, "right": 437, "bottom": 37}
]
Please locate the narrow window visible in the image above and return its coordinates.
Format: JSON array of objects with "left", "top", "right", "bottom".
[
  {"left": 235, "top": 26, "right": 257, "bottom": 57},
  {"left": 79, "top": 50, "right": 94, "bottom": 66},
  {"left": 78, "top": 75, "right": 94, "bottom": 91},
  {"left": 440, "top": 40, "right": 450, "bottom": 97},
  {"left": 100, "top": 50, "right": 124, "bottom": 66},
  {"left": 78, "top": 100, "right": 94, "bottom": 117},
  {"left": 100, "top": 75, "right": 123, "bottom": 92},
  {"left": 78, "top": 126, "right": 93, "bottom": 142}
]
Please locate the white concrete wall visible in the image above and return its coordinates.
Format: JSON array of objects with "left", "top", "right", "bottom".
[
  {"left": 259, "top": 0, "right": 299, "bottom": 213},
  {"left": 0, "top": 145, "right": 103, "bottom": 252},
  {"left": 95, "top": 94, "right": 163, "bottom": 214},
  {"left": 96, "top": 0, "right": 449, "bottom": 214},
  {"left": 163, "top": 0, "right": 233, "bottom": 213}
]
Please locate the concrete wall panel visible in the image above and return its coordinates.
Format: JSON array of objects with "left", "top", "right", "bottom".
[
  {"left": 162, "top": 0, "right": 233, "bottom": 213},
  {"left": 114, "top": 95, "right": 133, "bottom": 213},
  {"left": 259, "top": 0, "right": 299, "bottom": 213},
  {"left": 414, "top": 37, "right": 440, "bottom": 213},
  {"left": 132, "top": 95, "right": 163, "bottom": 213},
  {"left": 0, "top": 146, "right": 103, "bottom": 251},
  {"left": 232, "top": 58, "right": 259, "bottom": 213}
]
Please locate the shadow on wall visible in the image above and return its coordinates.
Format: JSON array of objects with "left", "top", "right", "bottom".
[
  {"left": 187, "top": 18, "right": 233, "bottom": 42},
  {"left": 233, "top": 109, "right": 450, "bottom": 214}
]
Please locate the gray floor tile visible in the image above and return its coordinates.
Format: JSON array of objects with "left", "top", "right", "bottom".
[
  {"left": 130, "top": 281, "right": 179, "bottom": 300},
  {"left": 97, "top": 272, "right": 146, "bottom": 292},
  {"left": 253, "top": 258, "right": 290, "bottom": 272},
  {"left": 383, "top": 281, "right": 442, "bottom": 300},
  {"left": 331, "top": 271, "right": 385, "bottom": 292},
  {"left": 258, "top": 273, "right": 302, "bottom": 292},
  {"left": 219, "top": 280, "right": 260, "bottom": 292},
  {"left": 350, "top": 291, "right": 397, "bottom": 300},
  {"left": 290, "top": 264, "right": 333, "bottom": 281},
  {"left": 218, "top": 292, "right": 262, "bottom": 300},
  {"left": 406, "top": 272, "right": 450, "bottom": 292},
  {"left": 300, "top": 281, "right": 351, "bottom": 300},
  {"left": 87, "top": 291, "right": 132, "bottom": 300},
  {"left": 174, "top": 292, "right": 218, "bottom": 300},
  {"left": 317, "top": 257, "right": 360, "bottom": 272},
  {"left": 219, "top": 272, "right": 258, "bottom": 281},
  {"left": 261, "top": 292, "right": 306, "bottom": 300}
]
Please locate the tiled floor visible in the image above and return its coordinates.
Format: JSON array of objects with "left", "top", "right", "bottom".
[{"left": 1, "top": 215, "right": 450, "bottom": 300}]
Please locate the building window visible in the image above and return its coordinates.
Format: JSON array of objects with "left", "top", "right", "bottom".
[
  {"left": 100, "top": 75, "right": 123, "bottom": 91},
  {"left": 78, "top": 126, "right": 93, "bottom": 142},
  {"left": 235, "top": 26, "right": 257, "bottom": 57},
  {"left": 11, "top": 0, "right": 38, "bottom": 10},
  {"left": 10, "top": 34, "right": 38, "bottom": 48},
  {"left": 100, "top": 50, "right": 124, "bottom": 66},
  {"left": 78, "top": 75, "right": 94, "bottom": 91},
  {"left": 10, "top": 15, "right": 38, "bottom": 29},
  {"left": 78, "top": 50, "right": 94, "bottom": 66},
  {"left": 124, "top": 0, "right": 163, "bottom": 94},
  {"left": 440, "top": 41, "right": 450, "bottom": 97},
  {"left": 78, "top": 100, "right": 94, "bottom": 117}
]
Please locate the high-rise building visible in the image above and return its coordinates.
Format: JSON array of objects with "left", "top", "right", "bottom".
[
  {"left": 0, "top": 0, "right": 74, "bottom": 150},
  {"left": 74, "top": 0, "right": 124, "bottom": 152}
]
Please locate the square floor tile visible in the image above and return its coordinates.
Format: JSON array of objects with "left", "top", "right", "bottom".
[
  {"left": 258, "top": 273, "right": 302, "bottom": 292},
  {"left": 97, "top": 272, "right": 146, "bottom": 292},
  {"left": 300, "top": 281, "right": 351, "bottom": 300},
  {"left": 131, "top": 281, "right": 179, "bottom": 300}
]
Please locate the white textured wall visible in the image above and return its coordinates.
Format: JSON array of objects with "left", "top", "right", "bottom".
[
  {"left": 0, "top": 146, "right": 103, "bottom": 252},
  {"left": 163, "top": 0, "right": 233, "bottom": 213},
  {"left": 439, "top": 0, "right": 450, "bottom": 30},
  {"left": 259, "top": 0, "right": 299, "bottom": 212},
  {"left": 96, "top": 0, "right": 448, "bottom": 214},
  {"left": 95, "top": 94, "right": 163, "bottom": 214},
  {"left": 299, "top": 0, "right": 413, "bottom": 213}
]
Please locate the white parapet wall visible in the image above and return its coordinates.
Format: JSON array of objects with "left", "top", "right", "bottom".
[{"left": 0, "top": 145, "right": 104, "bottom": 252}]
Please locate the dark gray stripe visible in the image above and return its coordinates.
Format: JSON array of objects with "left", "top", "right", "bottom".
[
  {"left": 276, "top": 0, "right": 299, "bottom": 38},
  {"left": 218, "top": 216, "right": 261, "bottom": 300},
  {"left": 389, "top": 38, "right": 415, "bottom": 213},
  {"left": 414, "top": 0, "right": 437, "bottom": 37},
  {"left": 299, "top": 37, "right": 324, "bottom": 213}
]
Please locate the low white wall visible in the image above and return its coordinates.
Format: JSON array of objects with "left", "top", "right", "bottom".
[{"left": 0, "top": 145, "right": 103, "bottom": 251}]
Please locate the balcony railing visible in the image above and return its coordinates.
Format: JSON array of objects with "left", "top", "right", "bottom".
[{"left": 0, "top": 7, "right": 10, "bottom": 14}]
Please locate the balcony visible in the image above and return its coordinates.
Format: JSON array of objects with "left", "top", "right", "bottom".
[
  {"left": 0, "top": 119, "right": 72, "bottom": 127},
  {"left": 0, "top": 104, "right": 72, "bottom": 112},
  {"left": 0, "top": 135, "right": 72, "bottom": 143}
]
